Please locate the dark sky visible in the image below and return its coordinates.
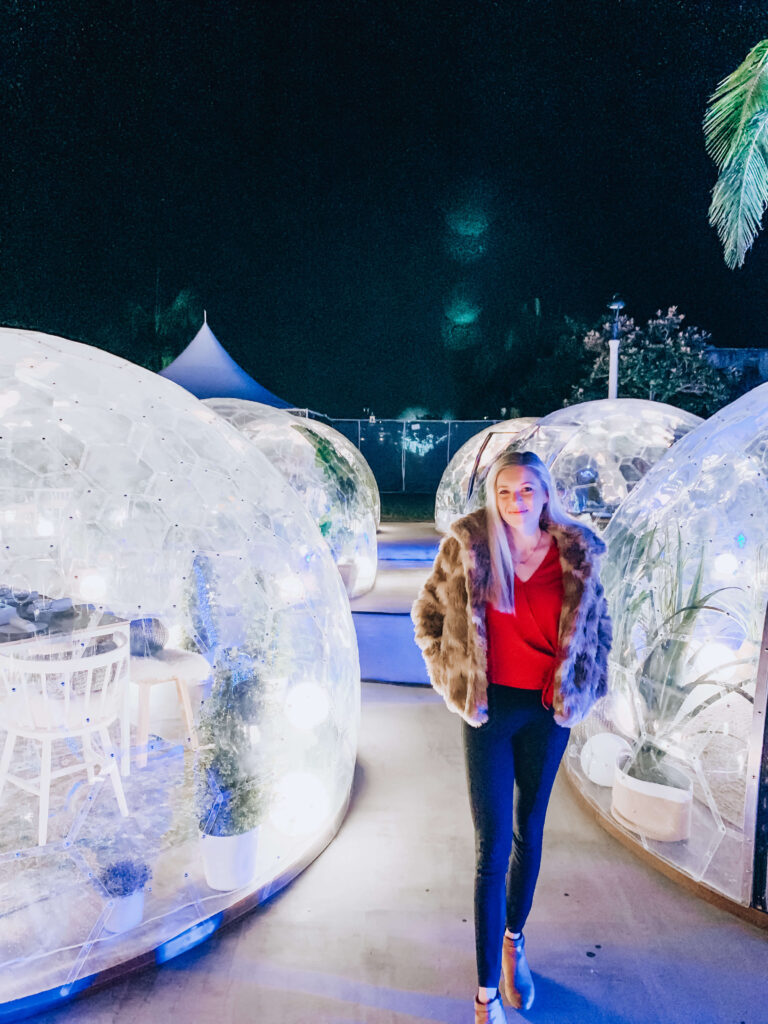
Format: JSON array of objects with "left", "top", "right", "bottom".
[{"left": 3, "top": 0, "right": 768, "bottom": 416}]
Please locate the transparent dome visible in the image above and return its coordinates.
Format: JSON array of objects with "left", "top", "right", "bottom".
[
  {"left": 469, "top": 399, "right": 701, "bottom": 527},
  {"left": 434, "top": 418, "right": 537, "bottom": 533},
  {"left": 0, "top": 329, "right": 360, "bottom": 1009},
  {"left": 567, "top": 384, "right": 768, "bottom": 905},
  {"left": 303, "top": 417, "right": 381, "bottom": 527},
  {"left": 204, "top": 400, "right": 378, "bottom": 598}
]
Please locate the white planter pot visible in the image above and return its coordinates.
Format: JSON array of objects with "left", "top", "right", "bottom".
[
  {"left": 200, "top": 828, "right": 259, "bottom": 891},
  {"left": 104, "top": 889, "right": 145, "bottom": 934},
  {"left": 336, "top": 561, "right": 358, "bottom": 596},
  {"left": 610, "top": 753, "right": 693, "bottom": 842}
]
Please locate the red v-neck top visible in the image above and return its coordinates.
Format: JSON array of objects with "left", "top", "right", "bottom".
[{"left": 485, "top": 540, "right": 564, "bottom": 707}]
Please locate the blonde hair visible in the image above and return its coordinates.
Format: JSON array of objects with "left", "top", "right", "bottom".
[{"left": 485, "top": 450, "right": 578, "bottom": 612}]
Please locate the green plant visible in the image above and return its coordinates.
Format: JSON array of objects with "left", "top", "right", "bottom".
[
  {"left": 293, "top": 424, "right": 357, "bottom": 503},
  {"left": 606, "top": 520, "right": 753, "bottom": 744},
  {"left": 196, "top": 649, "right": 269, "bottom": 837},
  {"left": 704, "top": 40, "right": 768, "bottom": 268},
  {"left": 291, "top": 423, "right": 361, "bottom": 555},
  {"left": 98, "top": 858, "right": 151, "bottom": 897},
  {"left": 569, "top": 308, "right": 740, "bottom": 418},
  {"left": 625, "top": 743, "right": 689, "bottom": 788}
]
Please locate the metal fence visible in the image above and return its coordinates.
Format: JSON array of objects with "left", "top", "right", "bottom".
[{"left": 329, "top": 418, "right": 497, "bottom": 493}]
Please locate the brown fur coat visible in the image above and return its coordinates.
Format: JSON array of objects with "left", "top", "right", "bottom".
[{"left": 411, "top": 508, "right": 612, "bottom": 727}]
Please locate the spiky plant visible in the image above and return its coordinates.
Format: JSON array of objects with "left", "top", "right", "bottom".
[{"left": 704, "top": 40, "right": 768, "bottom": 268}]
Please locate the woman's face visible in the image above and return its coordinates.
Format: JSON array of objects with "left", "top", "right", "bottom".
[{"left": 495, "top": 465, "right": 547, "bottom": 533}]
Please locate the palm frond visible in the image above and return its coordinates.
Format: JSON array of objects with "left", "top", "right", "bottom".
[
  {"left": 708, "top": 111, "right": 768, "bottom": 268},
  {"left": 704, "top": 39, "right": 768, "bottom": 168}
]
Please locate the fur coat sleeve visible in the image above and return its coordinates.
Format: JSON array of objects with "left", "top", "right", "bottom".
[
  {"left": 411, "top": 532, "right": 491, "bottom": 726},
  {"left": 411, "top": 509, "right": 612, "bottom": 729}
]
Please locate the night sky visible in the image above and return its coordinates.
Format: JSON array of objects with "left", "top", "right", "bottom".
[{"left": 4, "top": 0, "right": 768, "bottom": 417}]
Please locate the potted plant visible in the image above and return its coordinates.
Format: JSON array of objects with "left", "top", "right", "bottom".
[
  {"left": 603, "top": 523, "right": 755, "bottom": 841},
  {"left": 611, "top": 742, "right": 694, "bottom": 842},
  {"left": 98, "top": 857, "right": 151, "bottom": 934},
  {"left": 196, "top": 649, "right": 268, "bottom": 892}
]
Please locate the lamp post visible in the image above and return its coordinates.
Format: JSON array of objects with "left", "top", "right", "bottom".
[{"left": 607, "top": 295, "right": 625, "bottom": 400}]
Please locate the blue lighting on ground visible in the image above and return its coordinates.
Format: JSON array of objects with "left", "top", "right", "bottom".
[
  {"left": 1, "top": 914, "right": 226, "bottom": 1020},
  {"left": 155, "top": 912, "right": 223, "bottom": 964},
  {"left": 0, "top": 975, "right": 94, "bottom": 1023}
]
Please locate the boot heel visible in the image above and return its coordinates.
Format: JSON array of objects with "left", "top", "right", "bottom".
[{"left": 499, "top": 932, "right": 535, "bottom": 1011}]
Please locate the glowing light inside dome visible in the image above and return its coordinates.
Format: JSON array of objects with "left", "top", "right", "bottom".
[
  {"left": 36, "top": 517, "right": 55, "bottom": 537},
  {"left": 78, "top": 571, "right": 107, "bottom": 602},
  {"left": 270, "top": 771, "right": 331, "bottom": 836},
  {"left": 285, "top": 682, "right": 331, "bottom": 731},
  {"left": 713, "top": 552, "right": 739, "bottom": 576},
  {"left": 276, "top": 574, "right": 306, "bottom": 605}
]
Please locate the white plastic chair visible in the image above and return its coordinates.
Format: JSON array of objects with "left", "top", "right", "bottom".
[{"left": 0, "top": 624, "right": 130, "bottom": 846}]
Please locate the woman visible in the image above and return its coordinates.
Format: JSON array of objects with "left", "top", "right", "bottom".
[{"left": 412, "top": 451, "right": 611, "bottom": 1023}]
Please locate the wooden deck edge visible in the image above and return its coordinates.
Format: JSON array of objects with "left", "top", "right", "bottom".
[{"left": 565, "top": 770, "right": 768, "bottom": 933}]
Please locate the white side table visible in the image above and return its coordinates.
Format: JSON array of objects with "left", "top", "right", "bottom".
[{"left": 129, "top": 649, "right": 211, "bottom": 769}]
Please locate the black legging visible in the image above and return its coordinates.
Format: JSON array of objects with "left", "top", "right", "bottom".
[{"left": 462, "top": 684, "right": 570, "bottom": 988}]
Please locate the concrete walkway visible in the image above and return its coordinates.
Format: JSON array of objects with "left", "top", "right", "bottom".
[{"left": 37, "top": 682, "right": 766, "bottom": 1024}]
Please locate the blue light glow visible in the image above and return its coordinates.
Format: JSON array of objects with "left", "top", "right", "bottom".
[
  {"left": 0, "top": 976, "right": 94, "bottom": 1023},
  {"left": 155, "top": 913, "right": 223, "bottom": 964}
]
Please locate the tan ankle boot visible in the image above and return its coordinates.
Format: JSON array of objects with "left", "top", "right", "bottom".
[
  {"left": 474, "top": 993, "right": 506, "bottom": 1023},
  {"left": 499, "top": 932, "right": 535, "bottom": 1010}
]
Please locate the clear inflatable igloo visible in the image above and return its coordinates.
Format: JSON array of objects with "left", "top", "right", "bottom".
[
  {"left": 203, "top": 400, "right": 379, "bottom": 598},
  {"left": 566, "top": 383, "right": 768, "bottom": 910},
  {"left": 467, "top": 399, "right": 701, "bottom": 528},
  {"left": 434, "top": 418, "right": 538, "bottom": 533},
  {"left": 0, "top": 329, "right": 360, "bottom": 1013}
]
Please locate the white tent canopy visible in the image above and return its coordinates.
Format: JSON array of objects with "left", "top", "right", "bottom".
[{"left": 159, "top": 318, "right": 292, "bottom": 407}]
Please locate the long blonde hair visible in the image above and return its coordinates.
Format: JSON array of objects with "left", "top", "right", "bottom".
[{"left": 485, "top": 450, "right": 578, "bottom": 612}]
